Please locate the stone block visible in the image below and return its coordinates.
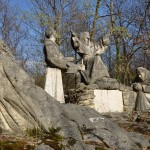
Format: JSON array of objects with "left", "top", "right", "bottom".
[
  {"left": 120, "top": 84, "right": 137, "bottom": 112},
  {"left": 94, "top": 90, "right": 123, "bottom": 113},
  {"left": 45, "top": 68, "right": 65, "bottom": 103},
  {"left": 122, "top": 89, "right": 137, "bottom": 111}
]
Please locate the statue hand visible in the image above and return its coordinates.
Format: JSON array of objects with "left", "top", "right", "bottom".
[
  {"left": 78, "top": 64, "right": 85, "bottom": 71},
  {"left": 133, "top": 83, "right": 143, "bottom": 91}
]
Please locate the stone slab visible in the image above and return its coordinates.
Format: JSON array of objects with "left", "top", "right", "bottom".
[
  {"left": 45, "top": 68, "right": 65, "bottom": 103},
  {"left": 94, "top": 90, "right": 123, "bottom": 113}
]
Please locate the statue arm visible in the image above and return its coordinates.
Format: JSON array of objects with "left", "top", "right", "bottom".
[
  {"left": 48, "top": 58, "right": 68, "bottom": 70},
  {"left": 44, "top": 41, "right": 68, "bottom": 70},
  {"left": 66, "top": 63, "right": 85, "bottom": 74},
  {"left": 71, "top": 31, "right": 80, "bottom": 51},
  {"left": 142, "top": 84, "right": 150, "bottom": 93},
  {"left": 95, "top": 32, "right": 111, "bottom": 55},
  {"left": 72, "top": 37, "right": 80, "bottom": 49},
  {"left": 94, "top": 41, "right": 108, "bottom": 55},
  {"left": 132, "top": 83, "right": 150, "bottom": 92},
  {"left": 132, "top": 83, "right": 143, "bottom": 91}
]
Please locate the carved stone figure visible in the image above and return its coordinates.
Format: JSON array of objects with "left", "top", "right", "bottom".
[
  {"left": 71, "top": 31, "right": 110, "bottom": 85},
  {"left": 132, "top": 67, "right": 150, "bottom": 112},
  {"left": 71, "top": 31, "right": 119, "bottom": 89},
  {"left": 43, "top": 28, "right": 68, "bottom": 102}
]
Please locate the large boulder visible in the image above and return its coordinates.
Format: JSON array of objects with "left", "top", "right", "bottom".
[{"left": 0, "top": 48, "right": 149, "bottom": 149}]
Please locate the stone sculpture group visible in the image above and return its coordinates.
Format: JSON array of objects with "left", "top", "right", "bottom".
[
  {"left": 44, "top": 27, "right": 150, "bottom": 112},
  {"left": 0, "top": 32, "right": 149, "bottom": 150}
]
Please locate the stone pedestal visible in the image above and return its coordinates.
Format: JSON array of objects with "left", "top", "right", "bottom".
[
  {"left": 67, "top": 86, "right": 137, "bottom": 113},
  {"left": 94, "top": 90, "right": 123, "bottom": 113},
  {"left": 45, "top": 68, "right": 65, "bottom": 103}
]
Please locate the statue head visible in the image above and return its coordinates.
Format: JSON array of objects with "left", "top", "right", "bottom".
[
  {"left": 45, "top": 28, "right": 57, "bottom": 41},
  {"left": 136, "top": 67, "right": 146, "bottom": 81},
  {"left": 80, "top": 32, "right": 90, "bottom": 45}
]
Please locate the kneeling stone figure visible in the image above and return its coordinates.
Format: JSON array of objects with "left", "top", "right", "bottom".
[{"left": 132, "top": 67, "right": 150, "bottom": 112}]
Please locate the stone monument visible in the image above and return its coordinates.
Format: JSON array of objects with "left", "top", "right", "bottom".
[
  {"left": 132, "top": 67, "right": 150, "bottom": 112},
  {"left": 70, "top": 31, "right": 123, "bottom": 113}
]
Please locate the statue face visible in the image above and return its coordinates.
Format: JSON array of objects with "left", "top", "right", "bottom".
[
  {"left": 85, "top": 37, "right": 90, "bottom": 46},
  {"left": 80, "top": 32, "right": 90, "bottom": 46},
  {"left": 45, "top": 28, "right": 57, "bottom": 39},
  {"left": 50, "top": 34, "right": 56, "bottom": 42},
  {"left": 137, "top": 68, "right": 146, "bottom": 81}
]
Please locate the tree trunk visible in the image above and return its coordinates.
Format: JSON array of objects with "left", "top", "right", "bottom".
[{"left": 90, "top": 0, "right": 101, "bottom": 40}]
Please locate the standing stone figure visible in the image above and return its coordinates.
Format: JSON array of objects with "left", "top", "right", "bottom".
[
  {"left": 132, "top": 67, "right": 150, "bottom": 112},
  {"left": 71, "top": 31, "right": 119, "bottom": 89},
  {"left": 44, "top": 28, "right": 80, "bottom": 102},
  {"left": 43, "top": 28, "right": 68, "bottom": 103}
]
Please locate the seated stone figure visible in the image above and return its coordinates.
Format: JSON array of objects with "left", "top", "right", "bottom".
[
  {"left": 71, "top": 31, "right": 119, "bottom": 89},
  {"left": 132, "top": 67, "right": 150, "bottom": 112}
]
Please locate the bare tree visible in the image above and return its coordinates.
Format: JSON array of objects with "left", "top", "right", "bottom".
[
  {"left": 103, "top": 0, "right": 150, "bottom": 84},
  {"left": 0, "top": 0, "right": 28, "bottom": 56}
]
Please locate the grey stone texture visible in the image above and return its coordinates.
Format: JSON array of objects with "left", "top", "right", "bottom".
[
  {"left": 66, "top": 89, "right": 95, "bottom": 108},
  {"left": 0, "top": 46, "right": 149, "bottom": 149},
  {"left": 120, "top": 84, "right": 137, "bottom": 112},
  {"left": 95, "top": 77, "right": 120, "bottom": 90}
]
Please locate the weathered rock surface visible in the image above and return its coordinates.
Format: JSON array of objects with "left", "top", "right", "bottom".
[
  {"left": 0, "top": 49, "right": 149, "bottom": 149},
  {"left": 120, "top": 84, "right": 137, "bottom": 112},
  {"left": 34, "top": 144, "right": 54, "bottom": 150},
  {"left": 66, "top": 89, "right": 95, "bottom": 108}
]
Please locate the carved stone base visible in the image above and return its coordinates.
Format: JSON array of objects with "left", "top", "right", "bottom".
[
  {"left": 45, "top": 67, "right": 65, "bottom": 103},
  {"left": 67, "top": 89, "right": 123, "bottom": 113},
  {"left": 94, "top": 90, "right": 123, "bottom": 113},
  {"left": 77, "top": 90, "right": 95, "bottom": 108},
  {"left": 66, "top": 89, "right": 95, "bottom": 108}
]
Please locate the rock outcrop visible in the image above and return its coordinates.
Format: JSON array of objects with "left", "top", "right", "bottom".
[{"left": 0, "top": 49, "right": 149, "bottom": 149}]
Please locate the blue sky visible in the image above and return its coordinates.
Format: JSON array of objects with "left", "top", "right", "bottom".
[{"left": 11, "top": 0, "right": 29, "bottom": 10}]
